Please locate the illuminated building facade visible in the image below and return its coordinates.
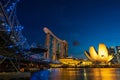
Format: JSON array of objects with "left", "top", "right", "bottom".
[
  {"left": 59, "top": 57, "right": 80, "bottom": 67},
  {"left": 59, "top": 57, "right": 92, "bottom": 67},
  {"left": 84, "top": 43, "right": 114, "bottom": 63}
]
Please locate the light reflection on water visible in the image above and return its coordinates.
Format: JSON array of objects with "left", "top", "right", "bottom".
[{"left": 31, "top": 68, "right": 120, "bottom": 80}]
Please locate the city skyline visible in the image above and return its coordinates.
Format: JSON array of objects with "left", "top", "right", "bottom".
[{"left": 17, "top": 0, "right": 120, "bottom": 58}]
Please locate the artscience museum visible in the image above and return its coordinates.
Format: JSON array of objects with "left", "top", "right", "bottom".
[{"left": 84, "top": 43, "right": 114, "bottom": 63}]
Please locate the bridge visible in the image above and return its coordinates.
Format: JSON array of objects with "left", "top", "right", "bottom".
[
  {"left": 0, "top": 0, "right": 68, "bottom": 72},
  {"left": 0, "top": 0, "right": 47, "bottom": 72}
]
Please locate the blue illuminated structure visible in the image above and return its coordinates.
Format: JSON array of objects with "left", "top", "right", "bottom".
[
  {"left": 0, "top": 0, "right": 47, "bottom": 59},
  {"left": 0, "top": 0, "right": 29, "bottom": 52},
  {"left": 0, "top": 0, "right": 48, "bottom": 72}
]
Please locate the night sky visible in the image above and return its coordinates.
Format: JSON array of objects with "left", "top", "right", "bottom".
[{"left": 17, "top": 0, "right": 120, "bottom": 58}]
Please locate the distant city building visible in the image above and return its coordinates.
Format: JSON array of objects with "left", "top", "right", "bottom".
[
  {"left": 116, "top": 46, "right": 120, "bottom": 54},
  {"left": 111, "top": 54, "right": 120, "bottom": 64},
  {"left": 59, "top": 57, "right": 80, "bottom": 67},
  {"left": 108, "top": 46, "right": 115, "bottom": 54},
  {"left": 113, "top": 46, "right": 120, "bottom": 63}
]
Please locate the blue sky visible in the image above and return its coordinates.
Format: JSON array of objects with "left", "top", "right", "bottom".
[{"left": 17, "top": 0, "right": 120, "bottom": 58}]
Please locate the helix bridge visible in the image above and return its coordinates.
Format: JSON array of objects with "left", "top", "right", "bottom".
[
  {"left": 0, "top": 0, "right": 68, "bottom": 72},
  {"left": 0, "top": 0, "right": 48, "bottom": 72}
]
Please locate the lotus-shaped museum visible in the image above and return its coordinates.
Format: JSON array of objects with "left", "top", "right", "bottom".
[{"left": 84, "top": 43, "right": 113, "bottom": 63}]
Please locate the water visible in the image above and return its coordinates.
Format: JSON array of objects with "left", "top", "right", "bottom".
[{"left": 31, "top": 68, "right": 120, "bottom": 80}]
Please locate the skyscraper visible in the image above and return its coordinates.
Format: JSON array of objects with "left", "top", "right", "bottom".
[
  {"left": 116, "top": 46, "right": 120, "bottom": 54},
  {"left": 108, "top": 46, "right": 115, "bottom": 54}
]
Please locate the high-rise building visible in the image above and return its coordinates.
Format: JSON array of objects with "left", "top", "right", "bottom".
[
  {"left": 108, "top": 46, "right": 115, "bottom": 54},
  {"left": 115, "top": 46, "right": 120, "bottom": 63},
  {"left": 116, "top": 46, "right": 120, "bottom": 54}
]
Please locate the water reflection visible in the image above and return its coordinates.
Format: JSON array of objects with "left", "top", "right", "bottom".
[
  {"left": 31, "top": 69, "right": 50, "bottom": 80},
  {"left": 50, "top": 68, "right": 80, "bottom": 80},
  {"left": 88, "top": 68, "right": 120, "bottom": 80},
  {"left": 31, "top": 68, "right": 120, "bottom": 80}
]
